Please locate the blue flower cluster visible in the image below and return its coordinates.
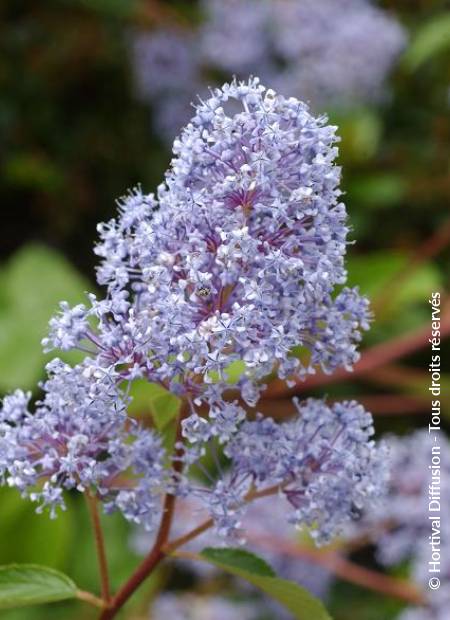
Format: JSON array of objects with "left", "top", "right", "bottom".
[
  {"left": 93, "top": 79, "right": 369, "bottom": 411},
  {"left": 184, "top": 397, "right": 386, "bottom": 543},
  {"left": 356, "top": 431, "right": 450, "bottom": 620},
  {"left": 1, "top": 79, "right": 385, "bottom": 545},
  {"left": 130, "top": 0, "right": 406, "bottom": 142},
  {"left": 0, "top": 360, "right": 165, "bottom": 528}
]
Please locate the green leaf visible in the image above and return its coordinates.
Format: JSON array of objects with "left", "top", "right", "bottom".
[
  {"left": 202, "top": 547, "right": 275, "bottom": 577},
  {"left": 150, "top": 392, "right": 180, "bottom": 430},
  {"left": 207, "top": 360, "right": 247, "bottom": 386},
  {"left": 329, "top": 580, "right": 404, "bottom": 620},
  {"left": 346, "top": 251, "right": 441, "bottom": 318},
  {"left": 348, "top": 173, "right": 407, "bottom": 209},
  {"left": 0, "top": 565, "right": 76, "bottom": 609},
  {"left": 334, "top": 109, "right": 382, "bottom": 163},
  {"left": 0, "top": 489, "right": 73, "bottom": 569},
  {"left": 404, "top": 14, "right": 450, "bottom": 71},
  {"left": 128, "top": 380, "right": 180, "bottom": 430},
  {"left": 199, "top": 548, "right": 332, "bottom": 620},
  {"left": 0, "top": 244, "right": 88, "bottom": 391},
  {"left": 224, "top": 360, "right": 246, "bottom": 384}
]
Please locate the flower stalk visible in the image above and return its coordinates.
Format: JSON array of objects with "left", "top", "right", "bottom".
[{"left": 85, "top": 491, "right": 111, "bottom": 604}]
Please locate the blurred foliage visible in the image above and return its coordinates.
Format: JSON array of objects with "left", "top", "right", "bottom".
[
  {"left": 0, "top": 244, "right": 87, "bottom": 391},
  {"left": 403, "top": 12, "right": 450, "bottom": 70},
  {"left": 0, "top": 1, "right": 449, "bottom": 619}
]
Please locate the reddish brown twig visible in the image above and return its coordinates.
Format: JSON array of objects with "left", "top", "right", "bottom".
[
  {"left": 253, "top": 393, "right": 428, "bottom": 418},
  {"left": 353, "top": 394, "right": 428, "bottom": 415},
  {"left": 364, "top": 363, "right": 431, "bottom": 392},
  {"left": 99, "top": 480, "right": 282, "bottom": 618},
  {"left": 85, "top": 491, "right": 111, "bottom": 604},
  {"left": 373, "top": 219, "right": 450, "bottom": 316},
  {"left": 263, "top": 309, "right": 450, "bottom": 400},
  {"left": 98, "top": 494, "right": 174, "bottom": 619},
  {"left": 163, "top": 482, "right": 284, "bottom": 555},
  {"left": 98, "top": 411, "right": 186, "bottom": 620},
  {"left": 163, "top": 518, "right": 214, "bottom": 556},
  {"left": 247, "top": 534, "right": 425, "bottom": 606}
]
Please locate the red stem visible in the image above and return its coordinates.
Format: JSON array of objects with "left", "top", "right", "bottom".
[
  {"left": 248, "top": 534, "right": 425, "bottom": 605},
  {"left": 98, "top": 497, "right": 173, "bottom": 619},
  {"left": 98, "top": 414, "right": 185, "bottom": 620},
  {"left": 263, "top": 308, "right": 450, "bottom": 399},
  {"left": 373, "top": 219, "right": 450, "bottom": 315},
  {"left": 249, "top": 392, "right": 428, "bottom": 419},
  {"left": 353, "top": 393, "right": 428, "bottom": 415},
  {"left": 85, "top": 492, "right": 111, "bottom": 603}
]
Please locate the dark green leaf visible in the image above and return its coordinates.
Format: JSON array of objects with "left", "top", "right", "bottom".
[
  {"left": 200, "top": 547, "right": 332, "bottom": 620},
  {"left": 202, "top": 548, "right": 275, "bottom": 577}
]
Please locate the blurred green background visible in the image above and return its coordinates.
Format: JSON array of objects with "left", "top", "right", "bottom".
[{"left": 0, "top": 1, "right": 449, "bottom": 619}]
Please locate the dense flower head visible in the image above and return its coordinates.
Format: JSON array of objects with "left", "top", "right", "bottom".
[
  {"left": 1, "top": 78, "right": 385, "bottom": 555},
  {"left": 0, "top": 360, "right": 165, "bottom": 528},
  {"left": 130, "top": 0, "right": 406, "bottom": 142},
  {"left": 342, "top": 430, "right": 450, "bottom": 620},
  {"left": 359, "top": 431, "right": 450, "bottom": 570},
  {"left": 182, "top": 398, "right": 387, "bottom": 544},
  {"left": 67, "top": 79, "right": 371, "bottom": 416}
]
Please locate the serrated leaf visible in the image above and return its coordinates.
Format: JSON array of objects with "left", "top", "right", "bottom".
[
  {"left": 0, "top": 565, "right": 76, "bottom": 609},
  {"left": 199, "top": 547, "right": 332, "bottom": 620}
]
